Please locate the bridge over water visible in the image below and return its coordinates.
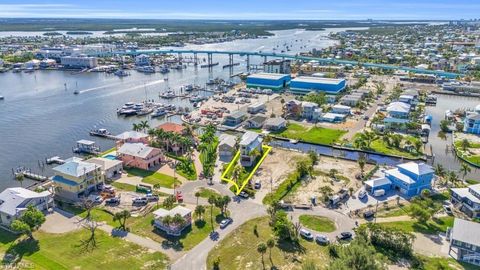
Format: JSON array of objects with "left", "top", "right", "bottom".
[{"left": 91, "top": 49, "right": 463, "bottom": 78}]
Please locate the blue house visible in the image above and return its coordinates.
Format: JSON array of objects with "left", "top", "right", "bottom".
[
  {"left": 464, "top": 114, "right": 480, "bottom": 135},
  {"left": 364, "top": 162, "right": 434, "bottom": 197}
]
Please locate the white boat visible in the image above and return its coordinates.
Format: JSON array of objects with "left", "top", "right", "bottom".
[
  {"left": 136, "top": 66, "right": 155, "bottom": 73},
  {"left": 114, "top": 69, "right": 130, "bottom": 77},
  {"left": 151, "top": 108, "right": 167, "bottom": 118},
  {"left": 159, "top": 91, "right": 176, "bottom": 99},
  {"left": 136, "top": 107, "right": 153, "bottom": 116}
]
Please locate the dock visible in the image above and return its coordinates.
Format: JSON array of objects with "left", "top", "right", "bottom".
[
  {"left": 46, "top": 156, "right": 65, "bottom": 165},
  {"left": 13, "top": 168, "right": 49, "bottom": 182}
]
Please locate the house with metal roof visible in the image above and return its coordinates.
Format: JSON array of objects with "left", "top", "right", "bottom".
[
  {"left": 448, "top": 218, "right": 480, "bottom": 266},
  {"left": 114, "top": 131, "right": 149, "bottom": 145},
  {"left": 246, "top": 72, "right": 291, "bottom": 90},
  {"left": 86, "top": 157, "right": 123, "bottom": 180},
  {"left": 223, "top": 110, "right": 247, "bottom": 127},
  {"left": 464, "top": 112, "right": 480, "bottom": 135},
  {"left": 218, "top": 134, "right": 237, "bottom": 161},
  {"left": 0, "top": 188, "right": 53, "bottom": 226},
  {"left": 153, "top": 206, "right": 192, "bottom": 236},
  {"left": 289, "top": 76, "right": 346, "bottom": 95},
  {"left": 264, "top": 117, "right": 287, "bottom": 131},
  {"left": 450, "top": 184, "right": 480, "bottom": 218},
  {"left": 52, "top": 157, "right": 103, "bottom": 201},
  {"left": 117, "top": 143, "right": 163, "bottom": 170},
  {"left": 239, "top": 131, "right": 263, "bottom": 167}
]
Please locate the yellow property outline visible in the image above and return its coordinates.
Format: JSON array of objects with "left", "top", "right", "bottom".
[{"left": 221, "top": 145, "right": 272, "bottom": 195}]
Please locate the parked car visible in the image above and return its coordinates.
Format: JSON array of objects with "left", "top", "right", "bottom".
[
  {"left": 443, "top": 205, "right": 453, "bottom": 215},
  {"left": 132, "top": 197, "right": 148, "bottom": 205},
  {"left": 145, "top": 193, "right": 159, "bottom": 202},
  {"left": 219, "top": 218, "right": 233, "bottom": 229},
  {"left": 358, "top": 190, "right": 367, "bottom": 200},
  {"left": 94, "top": 196, "right": 104, "bottom": 204},
  {"left": 337, "top": 231, "right": 353, "bottom": 240},
  {"left": 254, "top": 180, "right": 261, "bottom": 189},
  {"left": 300, "top": 229, "right": 314, "bottom": 240},
  {"left": 315, "top": 235, "right": 330, "bottom": 245},
  {"left": 238, "top": 191, "right": 249, "bottom": 199},
  {"left": 105, "top": 197, "right": 120, "bottom": 205},
  {"left": 363, "top": 210, "right": 375, "bottom": 219}
]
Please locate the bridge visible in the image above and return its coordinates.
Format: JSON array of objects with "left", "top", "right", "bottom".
[{"left": 91, "top": 49, "right": 464, "bottom": 78}]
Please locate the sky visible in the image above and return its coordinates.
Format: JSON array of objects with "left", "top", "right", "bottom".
[{"left": 0, "top": 0, "right": 479, "bottom": 20}]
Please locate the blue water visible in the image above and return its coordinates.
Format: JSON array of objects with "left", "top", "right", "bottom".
[{"left": 103, "top": 155, "right": 118, "bottom": 160}]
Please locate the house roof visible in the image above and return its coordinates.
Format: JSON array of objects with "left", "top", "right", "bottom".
[
  {"left": 227, "top": 110, "right": 246, "bottom": 119},
  {"left": 115, "top": 131, "right": 149, "bottom": 140},
  {"left": 156, "top": 122, "right": 185, "bottom": 134},
  {"left": 117, "top": 143, "right": 158, "bottom": 159},
  {"left": 0, "top": 188, "right": 51, "bottom": 216},
  {"left": 451, "top": 218, "right": 480, "bottom": 247},
  {"left": 301, "top": 101, "right": 318, "bottom": 108},
  {"left": 387, "top": 102, "right": 411, "bottom": 113},
  {"left": 86, "top": 157, "right": 123, "bottom": 170},
  {"left": 450, "top": 187, "right": 480, "bottom": 204},
  {"left": 364, "top": 177, "right": 392, "bottom": 188},
  {"left": 153, "top": 205, "right": 192, "bottom": 219},
  {"left": 240, "top": 131, "right": 261, "bottom": 146},
  {"left": 466, "top": 113, "right": 480, "bottom": 121},
  {"left": 77, "top": 139, "right": 96, "bottom": 146},
  {"left": 264, "top": 117, "right": 286, "bottom": 127},
  {"left": 247, "top": 115, "right": 267, "bottom": 125},
  {"left": 385, "top": 168, "right": 415, "bottom": 184},
  {"left": 332, "top": 104, "right": 351, "bottom": 110},
  {"left": 53, "top": 159, "right": 98, "bottom": 178},
  {"left": 397, "top": 162, "right": 434, "bottom": 176},
  {"left": 219, "top": 134, "right": 237, "bottom": 148},
  {"left": 247, "top": 72, "right": 289, "bottom": 80}
]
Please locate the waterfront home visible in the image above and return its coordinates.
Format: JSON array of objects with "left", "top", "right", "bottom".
[
  {"left": 117, "top": 143, "right": 163, "bottom": 170},
  {"left": 331, "top": 104, "right": 352, "bottom": 115},
  {"left": 244, "top": 115, "right": 267, "bottom": 129},
  {"left": 321, "top": 112, "right": 347, "bottom": 123},
  {"left": 247, "top": 102, "right": 266, "bottom": 114},
  {"left": 448, "top": 218, "right": 480, "bottom": 266},
  {"left": 464, "top": 109, "right": 480, "bottom": 135},
  {"left": 450, "top": 184, "right": 480, "bottom": 218},
  {"left": 218, "top": 134, "right": 237, "bottom": 161},
  {"left": 52, "top": 157, "right": 103, "bottom": 202},
  {"left": 114, "top": 131, "right": 149, "bottom": 145},
  {"left": 239, "top": 131, "right": 263, "bottom": 167},
  {"left": 364, "top": 162, "right": 434, "bottom": 197},
  {"left": 301, "top": 102, "right": 319, "bottom": 121},
  {"left": 223, "top": 110, "right": 247, "bottom": 127},
  {"left": 264, "top": 117, "right": 287, "bottom": 131},
  {"left": 135, "top": 54, "right": 150, "bottom": 66},
  {"left": 0, "top": 187, "right": 53, "bottom": 227},
  {"left": 283, "top": 100, "right": 302, "bottom": 118},
  {"left": 156, "top": 122, "right": 186, "bottom": 135},
  {"left": 86, "top": 157, "right": 123, "bottom": 180},
  {"left": 386, "top": 102, "right": 411, "bottom": 119},
  {"left": 153, "top": 206, "right": 192, "bottom": 236}
]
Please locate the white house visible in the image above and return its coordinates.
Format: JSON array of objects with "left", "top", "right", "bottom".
[
  {"left": 331, "top": 104, "right": 351, "bottom": 115},
  {"left": 86, "top": 157, "right": 123, "bottom": 180},
  {"left": 135, "top": 54, "right": 150, "bottom": 66},
  {"left": 239, "top": 131, "right": 263, "bottom": 167},
  {"left": 0, "top": 188, "right": 53, "bottom": 226},
  {"left": 247, "top": 102, "right": 266, "bottom": 114},
  {"left": 218, "top": 134, "right": 237, "bottom": 161},
  {"left": 301, "top": 102, "right": 320, "bottom": 121},
  {"left": 153, "top": 206, "right": 192, "bottom": 236}
]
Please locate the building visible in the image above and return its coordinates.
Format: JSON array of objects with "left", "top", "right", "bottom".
[
  {"left": 117, "top": 143, "right": 163, "bottom": 170},
  {"left": 331, "top": 104, "right": 351, "bottom": 115},
  {"left": 223, "top": 110, "right": 247, "bottom": 127},
  {"left": 86, "top": 157, "right": 123, "bottom": 180},
  {"left": 384, "top": 101, "right": 412, "bottom": 129},
  {"left": 340, "top": 94, "right": 362, "bottom": 106},
  {"left": 247, "top": 102, "right": 266, "bottom": 114},
  {"left": 156, "top": 122, "right": 186, "bottom": 135},
  {"left": 448, "top": 218, "right": 480, "bottom": 266},
  {"left": 464, "top": 106, "right": 480, "bottom": 134},
  {"left": 289, "top": 77, "right": 346, "bottom": 95},
  {"left": 152, "top": 206, "right": 192, "bottom": 236},
  {"left": 218, "top": 134, "right": 237, "bottom": 161},
  {"left": 301, "top": 102, "right": 320, "bottom": 121},
  {"left": 114, "top": 131, "right": 149, "bottom": 145},
  {"left": 0, "top": 188, "right": 53, "bottom": 226},
  {"left": 239, "top": 131, "right": 263, "bottom": 167},
  {"left": 60, "top": 55, "right": 98, "bottom": 69},
  {"left": 52, "top": 157, "right": 103, "bottom": 201},
  {"left": 39, "top": 59, "right": 57, "bottom": 68},
  {"left": 450, "top": 184, "right": 480, "bottom": 218},
  {"left": 263, "top": 59, "right": 291, "bottom": 74},
  {"left": 244, "top": 115, "right": 267, "bottom": 129},
  {"left": 25, "top": 59, "right": 40, "bottom": 69},
  {"left": 246, "top": 73, "right": 291, "bottom": 90},
  {"left": 321, "top": 112, "right": 347, "bottom": 123},
  {"left": 135, "top": 54, "right": 150, "bottom": 66},
  {"left": 283, "top": 100, "right": 302, "bottom": 118},
  {"left": 364, "top": 162, "right": 434, "bottom": 197},
  {"left": 264, "top": 117, "right": 287, "bottom": 131}
]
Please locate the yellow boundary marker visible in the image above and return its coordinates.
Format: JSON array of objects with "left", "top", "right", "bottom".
[{"left": 221, "top": 145, "right": 272, "bottom": 195}]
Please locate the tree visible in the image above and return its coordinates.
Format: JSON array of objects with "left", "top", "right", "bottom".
[
  {"left": 172, "top": 213, "right": 186, "bottom": 228},
  {"left": 319, "top": 186, "right": 334, "bottom": 202},
  {"left": 434, "top": 164, "right": 446, "bottom": 178},
  {"left": 195, "top": 191, "right": 201, "bottom": 206},
  {"left": 11, "top": 220, "right": 32, "bottom": 239},
  {"left": 231, "top": 164, "right": 245, "bottom": 186},
  {"left": 15, "top": 173, "right": 24, "bottom": 187},
  {"left": 459, "top": 163, "right": 471, "bottom": 182},
  {"left": 113, "top": 210, "right": 131, "bottom": 231},
  {"left": 409, "top": 204, "right": 432, "bottom": 224},
  {"left": 194, "top": 205, "right": 206, "bottom": 221},
  {"left": 81, "top": 217, "right": 100, "bottom": 250},
  {"left": 257, "top": 242, "right": 267, "bottom": 269},
  {"left": 139, "top": 120, "right": 150, "bottom": 133},
  {"left": 460, "top": 139, "right": 470, "bottom": 151},
  {"left": 162, "top": 195, "right": 176, "bottom": 209},
  {"left": 413, "top": 140, "right": 423, "bottom": 154},
  {"left": 208, "top": 195, "right": 217, "bottom": 231},
  {"left": 263, "top": 134, "right": 273, "bottom": 146},
  {"left": 308, "top": 150, "right": 319, "bottom": 165},
  {"left": 132, "top": 123, "right": 142, "bottom": 132},
  {"left": 328, "top": 237, "right": 385, "bottom": 270},
  {"left": 358, "top": 155, "right": 366, "bottom": 177},
  {"left": 266, "top": 238, "right": 275, "bottom": 263}
]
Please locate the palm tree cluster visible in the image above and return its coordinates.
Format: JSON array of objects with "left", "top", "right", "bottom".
[
  {"left": 198, "top": 124, "right": 218, "bottom": 179},
  {"left": 132, "top": 120, "right": 150, "bottom": 133},
  {"left": 354, "top": 131, "right": 378, "bottom": 149},
  {"left": 161, "top": 213, "right": 186, "bottom": 230},
  {"left": 148, "top": 125, "right": 195, "bottom": 157}
]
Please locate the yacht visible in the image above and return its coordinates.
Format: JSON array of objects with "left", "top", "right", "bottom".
[
  {"left": 151, "top": 108, "right": 167, "bottom": 118},
  {"left": 159, "top": 91, "right": 176, "bottom": 99},
  {"left": 114, "top": 69, "right": 130, "bottom": 77},
  {"left": 136, "top": 107, "right": 153, "bottom": 116},
  {"left": 136, "top": 66, "right": 155, "bottom": 73}
]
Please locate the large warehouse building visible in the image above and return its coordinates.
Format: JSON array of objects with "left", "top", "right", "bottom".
[
  {"left": 289, "top": 76, "right": 346, "bottom": 95},
  {"left": 246, "top": 73, "right": 291, "bottom": 90}
]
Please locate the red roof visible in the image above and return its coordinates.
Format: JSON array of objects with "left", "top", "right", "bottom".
[{"left": 157, "top": 122, "right": 185, "bottom": 134}]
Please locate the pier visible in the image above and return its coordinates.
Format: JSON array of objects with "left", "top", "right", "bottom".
[
  {"left": 46, "top": 156, "right": 65, "bottom": 165},
  {"left": 12, "top": 167, "right": 49, "bottom": 182}
]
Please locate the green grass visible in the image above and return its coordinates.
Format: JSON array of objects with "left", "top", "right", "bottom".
[
  {"left": 128, "top": 206, "right": 226, "bottom": 251},
  {"left": 126, "top": 168, "right": 181, "bottom": 188},
  {"left": 165, "top": 154, "right": 198, "bottom": 180},
  {"left": 99, "top": 147, "right": 116, "bottom": 157},
  {"left": 369, "top": 139, "right": 420, "bottom": 159},
  {"left": 0, "top": 229, "right": 169, "bottom": 269},
  {"left": 196, "top": 187, "right": 220, "bottom": 199},
  {"left": 299, "top": 215, "right": 336, "bottom": 232},
  {"left": 467, "top": 179, "right": 480, "bottom": 185},
  {"left": 78, "top": 208, "right": 118, "bottom": 227},
  {"left": 207, "top": 216, "right": 330, "bottom": 270},
  {"left": 245, "top": 127, "right": 263, "bottom": 133},
  {"left": 272, "top": 123, "right": 346, "bottom": 145},
  {"left": 263, "top": 169, "right": 302, "bottom": 205},
  {"left": 379, "top": 216, "right": 454, "bottom": 235},
  {"left": 111, "top": 181, "right": 137, "bottom": 192},
  {"left": 416, "top": 254, "right": 480, "bottom": 270}
]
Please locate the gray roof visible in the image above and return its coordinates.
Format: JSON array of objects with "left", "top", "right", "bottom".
[
  {"left": 228, "top": 110, "right": 246, "bottom": 119},
  {"left": 247, "top": 115, "right": 267, "bottom": 125},
  {"left": 219, "top": 134, "right": 237, "bottom": 148},
  {"left": 467, "top": 114, "right": 480, "bottom": 121},
  {"left": 0, "top": 188, "right": 51, "bottom": 216},
  {"left": 397, "top": 162, "right": 434, "bottom": 176},
  {"left": 240, "top": 131, "right": 261, "bottom": 146},
  {"left": 53, "top": 158, "right": 98, "bottom": 178},
  {"left": 115, "top": 131, "right": 149, "bottom": 140},
  {"left": 451, "top": 218, "right": 480, "bottom": 247},
  {"left": 264, "top": 117, "right": 286, "bottom": 127},
  {"left": 117, "top": 143, "right": 158, "bottom": 159}
]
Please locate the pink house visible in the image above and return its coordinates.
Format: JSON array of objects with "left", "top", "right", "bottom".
[
  {"left": 114, "top": 131, "right": 149, "bottom": 147},
  {"left": 117, "top": 143, "right": 163, "bottom": 170}
]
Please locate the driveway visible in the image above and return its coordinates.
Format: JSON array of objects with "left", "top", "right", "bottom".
[{"left": 40, "top": 208, "right": 82, "bottom": 234}]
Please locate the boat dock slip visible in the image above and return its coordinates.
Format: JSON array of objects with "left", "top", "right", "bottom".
[
  {"left": 46, "top": 156, "right": 65, "bottom": 165},
  {"left": 13, "top": 168, "right": 48, "bottom": 182}
]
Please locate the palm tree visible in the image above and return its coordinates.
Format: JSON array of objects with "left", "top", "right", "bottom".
[
  {"left": 357, "top": 155, "right": 366, "bottom": 177},
  {"left": 132, "top": 123, "right": 142, "bottom": 132},
  {"left": 195, "top": 191, "right": 201, "bottom": 205},
  {"left": 162, "top": 215, "right": 173, "bottom": 229},
  {"left": 15, "top": 173, "right": 24, "bottom": 187},
  {"left": 461, "top": 139, "right": 470, "bottom": 151},
  {"left": 257, "top": 242, "right": 267, "bottom": 269},
  {"left": 459, "top": 163, "right": 471, "bottom": 182},
  {"left": 172, "top": 213, "right": 186, "bottom": 228},
  {"left": 435, "top": 164, "right": 446, "bottom": 178},
  {"left": 232, "top": 165, "right": 245, "bottom": 187},
  {"left": 266, "top": 238, "right": 275, "bottom": 263},
  {"left": 194, "top": 205, "right": 205, "bottom": 221},
  {"left": 139, "top": 120, "right": 150, "bottom": 133},
  {"left": 249, "top": 148, "right": 261, "bottom": 163},
  {"left": 413, "top": 140, "right": 423, "bottom": 154},
  {"left": 263, "top": 135, "right": 273, "bottom": 146},
  {"left": 447, "top": 171, "right": 459, "bottom": 187},
  {"left": 208, "top": 195, "right": 217, "bottom": 231}
]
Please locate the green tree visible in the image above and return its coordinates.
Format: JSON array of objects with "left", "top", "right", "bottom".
[
  {"left": 208, "top": 195, "right": 217, "bottom": 231},
  {"left": 257, "top": 242, "right": 267, "bottom": 269},
  {"left": 11, "top": 220, "right": 32, "bottom": 239},
  {"left": 328, "top": 237, "right": 385, "bottom": 270},
  {"left": 460, "top": 139, "right": 470, "bottom": 151},
  {"left": 15, "top": 173, "right": 24, "bottom": 187},
  {"left": 358, "top": 155, "right": 366, "bottom": 177},
  {"left": 409, "top": 204, "right": 432, "bottom": 224},
  {"left": 195, "top": 191, "right": 201, "bottom": 206},
  {"left": 266, "top": 238, "right": 275, "bottom": 263},
  {"left": 308, "top": 150, "right": 319, "bottom": 165},
  {"left": 459, "top": 163, "right": 471, "bottom": 182},
  {"left": 113, "top": 210, "right": 131, "bottom": 231},
  {"left": 194, "top": 205, "right": 206, "bottom": 221},
  {"left": 11, "top": 206, "right": 46, "bottom": 240}
]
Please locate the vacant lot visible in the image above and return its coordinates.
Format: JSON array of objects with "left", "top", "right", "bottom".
[{"left": 273, "top": 123, "right": 347, "bottom": 145}]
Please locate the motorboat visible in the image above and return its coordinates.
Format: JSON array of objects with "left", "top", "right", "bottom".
[
  {"left": 159, "top": 91, "right": 176, "bottom": 99},
  {"left": 89, "top": 128, "right": 112, "bottom": 137},
  {"left": 136, "top": 107, "right": 153, "bottom": 116},
  {"left": 151, "top": 108, "right": 167, "bottom": 118},
  {"left": 114, "top": 69, "right": 130, "bottom": 77}
]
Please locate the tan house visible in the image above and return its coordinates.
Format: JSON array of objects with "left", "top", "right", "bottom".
[{"left": 117, "top": 143, "right": 163, "bottom": 170}]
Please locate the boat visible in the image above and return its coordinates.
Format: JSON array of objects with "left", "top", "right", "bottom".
[
  {"left": 114, "top": 69, "right": 130, "bottom": 77},
  {"left": 136, "top": 107, "right": 153, "bottom": 116},
  {"left": 73, "top": 140, "right": 100, "bottom": 155},
  {"left": 159, "top": 67, "right": 170, "bottom": 74},
  {"left": 0, "top": 96, "right": 4, "bottom": 100},
  {"left": 90, "top": 128, "right": 112, "bottom": 137},
  {"left": 200, "top": 62, "right": 219, "bottom": 68},
  {"left": 136, "top": 66, "right": 155, "bottom": 73},
  {"left": 183, "top": 84, "right": 195, "bottom": 92},
  {"left": 151, "top": 108, "right": 167, "bottom": 118},
  {"left": 121, "top": 109, "right": 137, "bottom": 116},
  {"left": 189, "top": 95, "right": 208, "bottom": 103},
  {"left": 73, "top": 90, "right": 80, "bottom": 95},
  {"left": 159, "top": 91, "right": 176, "bottom": 99},
  {"left": 289, "top": 139, "right": 299, "bottom": 144}
]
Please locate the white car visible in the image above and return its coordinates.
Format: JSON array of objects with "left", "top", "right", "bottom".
[
  {"left": 300, "top": 229, "right": 314, "bottom": 240},
  {"left": 358, "top": 190, "right": 367, "bottom": 199}
]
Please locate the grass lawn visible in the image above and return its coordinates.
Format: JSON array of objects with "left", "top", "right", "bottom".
[
  {"left": 111, "top": 181, "right": 137, "bottom": 192},
  {"left": 207, "top": 216, "right": 330, "bottom": 270},
  {"left": 272, "top": 123, "right": 346, "bottom": 145},
  {"left": 299, "top": 215, "right": 336, "bottom": 232},
  {"left": 128, "top": 206, "right": 226, "bottom": 251},
  {"left": 379, "top": 216, "right": 454, "bottom": 235},
  {"left": 78, "top": 208, "right": 118, "bottom": 227},
  {"left": 416, "top": 254, "right": 480, "bottom": 270},
  {"left": 0, "top": 229, "right": 169, "bottom": 269},
  {"left": 126, "top": 168, "right": 181, "bottom": 188},
  {"left": 166, "top": 154, "right": 198, "bottom": 180},
  {"left": 369, "top": 138, "right": 420, "bottom": 159},
  {"left": 196, "top": 187, "right": 220, "bottom": 199}
]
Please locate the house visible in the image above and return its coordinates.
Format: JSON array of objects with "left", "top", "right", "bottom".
[
  {"left": 301, "top": 102, "right": 319, "bottom": 121},
  {"left": 331, "top": 104, "right": 351, "bottom": 115},
  {"left": 218, "top": 134, "right": 237, "bottom": 161},
  {"left": 386, "top": 102, "right": 411, "bottom": 119},
  {"left": 399, "top": 94, "right": 416, "bottom": 104},
  {"left": 364, "top": 162, "right": 434, "bottom": 197},
  {"left": 448, "top": 218, "right": 480, "bottom": 266},
  {"left": 223, "top": 110, "right": 247, "bottom": 127},
  {"left": 115, "top": 131, "right": 149, "bottom": 145},
  {"left": 152, "top": 206, "right": 192, "bottom": 236},
  {"left": 135, "top": 54, "right": 150, "bottom": 66},
  {"left": 321, "top": 113, "right": 347, "bottom": 123},
  {"left": 340, "top": 95, "right": 362, "bottom": 106},
  {"left": 450, "top": 183, "right": 480, "bottom": 218},
  {"left": 247, "top": 102, "right": 266, "bottom": 114},
  {"left": 52, "top": 157, "right": 103, "bottom": 201},
  {"left": 264, "top": 117, "right": 287, "bottom": 131},
  {"left": 239, "top": 131, "right": 263, "bottom": 167},
  {"left": 117, "top": 143, "right": 163, "bottom": 170},
  {"left": 464, "top": 111, "right": 480, "bottom": 135},
  {"left": 0, "top": 188, "right": 53, "bottom": 226},
  {"left": 156, "top": 122, "right": 186, "bottom": 135},
  {"left": 244, "top": 115, "right": 267, "bottom": 129},
  {"left": 86, "top": 157, "right": 123, "bottom": 180},
  {"left": 283, "top": 100, "right": 302, "bottom": 118}
]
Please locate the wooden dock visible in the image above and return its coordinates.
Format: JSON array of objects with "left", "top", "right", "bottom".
[
  {"left": 13, "top": 168, "right": 49, "bottom": 182},
  {"left": 46, "top": 156, "right": 65, "bottom": 165}
]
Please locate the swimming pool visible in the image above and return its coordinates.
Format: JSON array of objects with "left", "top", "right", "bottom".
[{"left": 103, "top": 154, "right": 118, "bottom": 160}]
